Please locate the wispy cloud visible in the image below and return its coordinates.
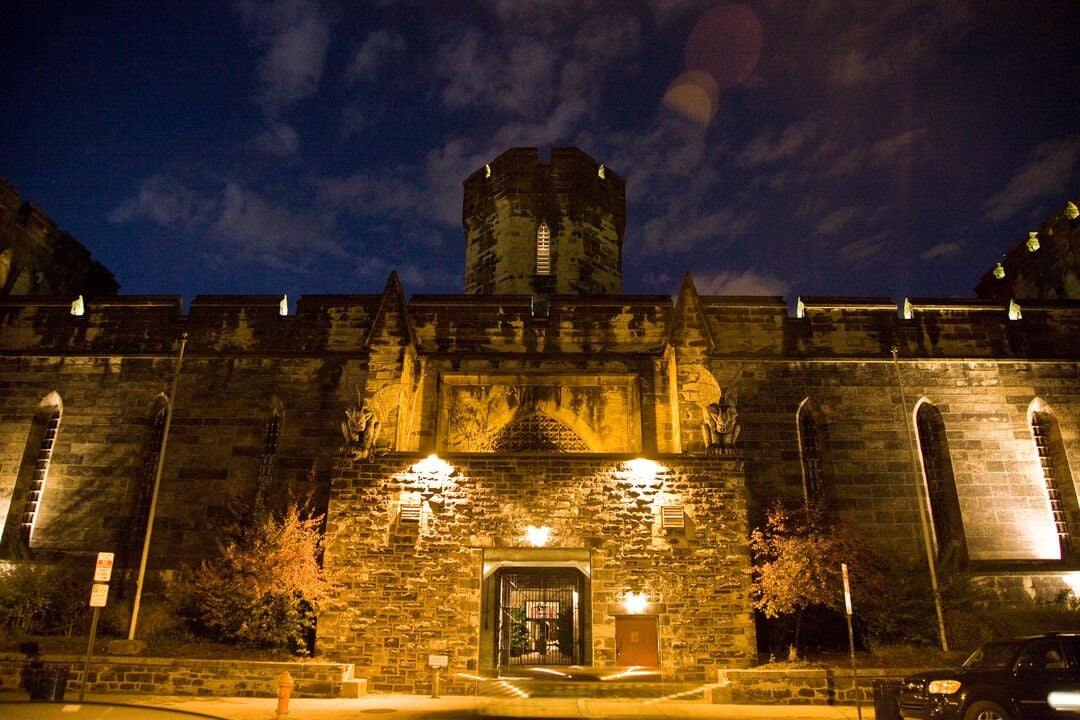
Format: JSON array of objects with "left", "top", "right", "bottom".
[
  {"left": 736, "top": 123, "right": 818, "bottom": 168},
  {"left": 984, "top": 135, "right": 1080, "bottom": 222},
  {"left": 814, "top": 206, "right": 864, "bottom": 236},
  {"left": 695, "top": 270, "right": 790, "bottom": 297},
  {"left": 346, "top": 30, "right": 404, "bottom": 83},
  {"left": 253, "top": 122, "right": 300, "bottom": 157},
  {"left": 920, "top": 240, "right": 963, "bottom": 261},
  {"left": 237, "top": 0, "right": 331, "bottom": 116}
]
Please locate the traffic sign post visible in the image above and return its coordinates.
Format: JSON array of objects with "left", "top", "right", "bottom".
[
  {"left": 841, "top": 563, "right": 862, "bottom": 720},
  {"left": 81, "top": 552, "right": 113, "bottom": 701}
]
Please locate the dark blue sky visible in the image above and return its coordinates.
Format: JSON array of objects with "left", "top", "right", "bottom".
[{"left": 2, "top": 1, "right": 1078, "bottom": 306}]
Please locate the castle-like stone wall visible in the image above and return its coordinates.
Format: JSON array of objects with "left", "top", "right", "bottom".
[
  {"left": 0, "top": 179, "right": 118, "bottom": 297},
  {"left": 318, "top": 454, "right": 755, "bottom": 693},
  {"left": 975, "top": 200, "right": 1080, "bottom": 301}
]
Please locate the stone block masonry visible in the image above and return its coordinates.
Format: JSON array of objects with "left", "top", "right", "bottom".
[{"left": 318, "top": 453, "right": 756, "bottom": 694}]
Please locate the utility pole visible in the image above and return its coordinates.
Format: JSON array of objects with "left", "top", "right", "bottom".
[{"left": 129, "top": 333, "right": 187, "bottom": 640}]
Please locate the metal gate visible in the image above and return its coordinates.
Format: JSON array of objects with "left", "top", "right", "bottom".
[{"left": 495, "top": 568, "right": 584, "bottom": 667}]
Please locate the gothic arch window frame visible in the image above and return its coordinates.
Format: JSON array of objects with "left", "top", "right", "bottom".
[
  {"left": 128, "top": 394, "right": 170, "bottom": 560},
  {"left": 536, "top": 221, "right": 551, "bottom": 276},
  {"left": 796, "top": 398, "right": 826, "bottom": 507},
  {"left": 912, "top": 398, "right": 967, "bottom": 561},
  {"left": 2, "top": 392, "right": 63, "bottom": 549},
  {"left": 256, "top": 399, "right": 285, "bottom": 503},
  {"left": 1028, "top": 398, "right": 1078, "bottom": 560}
]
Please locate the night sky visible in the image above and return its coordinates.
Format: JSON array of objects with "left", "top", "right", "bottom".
[{"left": 2, "top": 1, "right": 1078, "bottom": 307}]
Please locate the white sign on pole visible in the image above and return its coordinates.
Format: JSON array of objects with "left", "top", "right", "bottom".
[
  {"left": 428, "top": 655, "right": 449, "bottom": 668},
  {"left": 89, "top": 583, "right": 110, "bottom": 608},
  {"left": 94, "top": 552, "right": 115, "bottom": 583},
  {"left": 841, "top": 562, "right": 852, "bottom": 615}
]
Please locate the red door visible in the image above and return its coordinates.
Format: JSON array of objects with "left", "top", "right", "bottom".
[{"left": 615, "top": 616, "right": 658, "bottom": 667}]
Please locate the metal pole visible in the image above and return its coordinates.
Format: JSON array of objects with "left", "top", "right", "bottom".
[
  {"left": 891, "top": 346, "right": 949, "bottom": 651},
  {"left": 80, "top": 606, "right": 101, "bottom": 701},
  {"left": 842, "top": 563, "right": 862, "bottom": 720},
  {"left": 128, "top": 333, "right": 187, "bottom": 640}
]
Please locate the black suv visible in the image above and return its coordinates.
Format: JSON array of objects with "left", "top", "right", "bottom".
[{"left": 898, "top": 633, "right": 1080, "bottom": 720}]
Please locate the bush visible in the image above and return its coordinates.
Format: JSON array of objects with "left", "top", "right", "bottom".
[
  {"left": 179, "top": 497, "right": 334, "bottom": 654},
  {"left": 0, "top": 559, "right": 91, "bottom": 637}
]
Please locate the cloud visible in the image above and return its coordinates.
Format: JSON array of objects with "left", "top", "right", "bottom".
[
  {"left": 108, "top": 175, "right": 216, "bottom": 228},
  {"left": 736, "top": 123, "right": 818, "bottom": 168},
  {"left": 826, "top": 3, "right": 973, "bottom": 87},
  {"left": 838, "top": 230, "right": 890, "bottom": 267},
  {"left": 346, "top": 30, "right": 404, "bottom": 83},
  {"left": 984, "top": 135, "right": 1080, "bottom": 222},
  {"left": 870, "top": 128, "right": 925, "bottom": 165},
  {"left": 695, "top": 270, "right": 790, "bottom": 297},
  {"left": 919, "top": 240, "right": 963, "bottom": 261},
  {"left": 814, "top": 206, "right": 864, "bottom": 235},
  {"left": 237, "top": 0, "right": 331, "bottom": 115},
  {"left": 355, "top": 256, "right": 457, "bottom": 293},
  {"left": 253, "top": 122, "right": 300, "bottom": 157},
  {"left": 111, "top": 175, "right": 345, "bottom": 271}
]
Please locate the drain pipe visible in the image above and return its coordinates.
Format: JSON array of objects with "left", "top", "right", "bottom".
[
  {"left": 891, "top": 346, "right": 948, "bottom": 651},
  {"left": 128, "top": 332, "right": 187, "bottom": 640}
]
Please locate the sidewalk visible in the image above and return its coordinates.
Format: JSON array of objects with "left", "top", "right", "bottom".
[{"left": 15, "top": 693, "right": 877, "bottom": 720}]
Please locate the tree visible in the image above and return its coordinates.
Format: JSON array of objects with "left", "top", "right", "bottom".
[
  {"left": 181, "top": 497, "right": 334, "bottom": 654},
  {"left": 749, "top": 502, "right": 889, "bottom": 653}
]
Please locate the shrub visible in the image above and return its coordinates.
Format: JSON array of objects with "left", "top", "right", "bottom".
[
  {"left": 0, "top": 559, "right": 91, "bottom": 636},
  {"left": 179, "top": 497, "right": 334, "bottom": 654}
]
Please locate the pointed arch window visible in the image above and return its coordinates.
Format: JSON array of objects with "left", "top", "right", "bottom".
[
  {"left": 1030, "top": 408, "right": 1078, "bottom": 559},
  {"left": 2, "top": 394, "right": 62, "bottom": 549},
  {"left": 130, "top": 398, "right": 169, "bottom": 553},
  {"left": 915, "top": 402, "right": 966, "bottom": 560},
  {"left": 536, "top": 222, "right": 551, "bottom": 275},
  {"left": 797, "top": 401, "right": 825, "bottom": 505},
  {"left": 255, "top": 408, "right": 282, "bottom": 504}
]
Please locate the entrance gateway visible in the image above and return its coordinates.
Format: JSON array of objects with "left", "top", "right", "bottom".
[{"left": 481, "top": 549, "right": 594, "bottom": 674}]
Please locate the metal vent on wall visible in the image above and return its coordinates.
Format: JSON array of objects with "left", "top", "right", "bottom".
[
  {"left": 661, "top": 505, "right": 685, "bottom": 530},
  {"left": 399, "top": 504, "right": 422, "bottom": 524}
]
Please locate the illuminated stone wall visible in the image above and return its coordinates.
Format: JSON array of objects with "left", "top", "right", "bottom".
[
  {"left": 318, "top": 454, "right": 755, "bottom": 693},
  {"left": 462, "top": 148, "right": 626, "bottom": 296}
]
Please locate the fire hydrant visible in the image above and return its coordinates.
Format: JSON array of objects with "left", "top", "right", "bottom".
[{"left": 276, "top": 671, "right": 294, "bottom": 717}]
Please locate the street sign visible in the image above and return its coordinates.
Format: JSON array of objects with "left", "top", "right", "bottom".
[
  {"left": 428, "top": 655, "right": 448, "bottom": 668},
  {"left": 841, "top": 562, "right": 852, "bottom": 615},
  {"left": 89, "top": 583, "right": 109, "bottom": 608},
  {"left": 94, "top": 552, "right": 115, "bottom": 583}
]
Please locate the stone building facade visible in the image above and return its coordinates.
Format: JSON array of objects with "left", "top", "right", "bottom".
[{"left": 1, "top": 149, "right": 1079, "bottom": 693}]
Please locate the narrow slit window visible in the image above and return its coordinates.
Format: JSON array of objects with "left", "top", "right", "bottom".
[
  {"left": 130, "top": 403, "right": 168, "bottom": 551},
  {"left": 536, "top": 222, "right": 551, "bottom": 275},
  {"left": 19, "top": 406, "right": 62, "bottom": 546},
  {"left": 1031, "top": 411, "right": 1077, "bottom": 559},
  {"left": 797, "top": 405, "right": 824, "bottom": 505},
  {"left": 255, "top": 411, "right": 281, "bottom": 504},
  {"left": 915, "top": 403, "right": 966, "bottom": 560}
]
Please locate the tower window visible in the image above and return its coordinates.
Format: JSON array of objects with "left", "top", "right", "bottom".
[
  {"left": 255, "top": 410, "right": 282, "bottom": 504},
  {"left": 130, "top": 400, "right": 168, "bottom": 556},
  {"left": 20, "top": 406, "right": 62, "bottom": 546},
  {"left": 2, "top": 393, "right": 63, "bottom": 550},
  {"left": 536, "top": 222, "right": 551, "bottom": 276}
]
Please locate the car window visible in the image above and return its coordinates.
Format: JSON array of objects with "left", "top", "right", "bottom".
[
  {"left": 964, "top": 640, "right": 1023, "bottom": 669},
  {"left": 1015, "top": 638, "right": 1067, "bottom": 671},
  {"left": 1061, "top": 636, "right": 1080, "bottom": 666}
]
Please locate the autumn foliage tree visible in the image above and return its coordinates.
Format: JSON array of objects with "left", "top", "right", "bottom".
[
  {"left": 749, "top": 502, "right": 889, "bottom": 653},
  {"left": 181, "top": 498, "right": 334, "bottom": 654}
]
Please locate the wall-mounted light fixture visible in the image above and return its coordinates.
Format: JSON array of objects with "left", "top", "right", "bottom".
[
  {"left": 523, "top": 525, "right": 551, "bottom": 547},
  {"left": 617, "top": 458, "right": 665, "bottom": 485},
  {"left": 411, "top": 454, "right": 455, "bottom": 478},
  {"left": 623, "top": 592, "right": 649, "bottom": 614}
]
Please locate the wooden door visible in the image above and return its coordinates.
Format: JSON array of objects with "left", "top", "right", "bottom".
[{"left": 615, "top": 615, "right": 658, "bottom": 667}]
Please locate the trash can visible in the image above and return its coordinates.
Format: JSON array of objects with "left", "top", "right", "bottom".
[
  {"left": 29, "top": 667, "right": 68, "bottom": 701},
  {"left": 873, "top": 679, "right": 902, "bottom": 720}
]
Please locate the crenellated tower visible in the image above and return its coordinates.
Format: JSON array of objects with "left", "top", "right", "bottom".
[{"left": 462, "top": 147, "right": 626, "bottom": 297}]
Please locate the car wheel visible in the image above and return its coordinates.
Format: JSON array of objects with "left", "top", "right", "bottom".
[{"left": 964, "top": 701, "right": 1012, "bottom": 720}]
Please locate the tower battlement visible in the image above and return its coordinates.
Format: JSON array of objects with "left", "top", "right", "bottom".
[{"left": 463, "top": 147, "right": 626, "bottom": 296}]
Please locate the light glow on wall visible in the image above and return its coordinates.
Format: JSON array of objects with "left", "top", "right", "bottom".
[
  {"left": 623, "top": 591, "right": 649, "bottom": 614},
  {"left": 524, "top": 525, "right": 551, "bottom": 547},
  {"left": 619, "top": 458, "right": 665, "bottom": 485},
  {"left": 411, "top": 454, "right": 455, "bottom": 478}
]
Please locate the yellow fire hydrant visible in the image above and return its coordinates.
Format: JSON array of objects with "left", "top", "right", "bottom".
[{"left": 276, "top": 671, "right": 294, "bottom": 717}]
